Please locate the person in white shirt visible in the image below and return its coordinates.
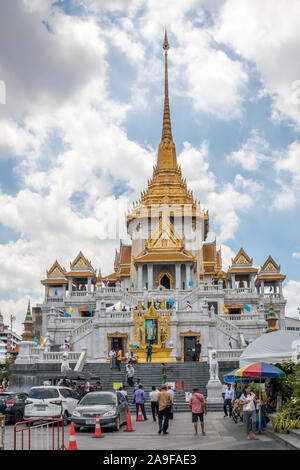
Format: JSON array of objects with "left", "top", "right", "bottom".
[
  {"left": 224, "top": 383, "right": 234, "bottom": 418},
  {"left": 167, "top": 385, "right": 175, "bottom": 420},
  {"left": 109, "top": 348, "right": 116, "bottom": 369},
  {"left": 240, "top": 385, "right": 260, "bottom": 440},
  {"left": 149, "top": 386, "right": 159, "bottom": 421},
  {"left": 126, "top": 364, "right": 135, "bottom": 387}
]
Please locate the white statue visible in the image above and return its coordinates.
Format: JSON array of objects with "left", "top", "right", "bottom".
[
  {"left": 209, "top": 349, "right": 219, "bottom": 381},
  {"left": 61, "top": 351, "right": 71, "bottom": 374}
]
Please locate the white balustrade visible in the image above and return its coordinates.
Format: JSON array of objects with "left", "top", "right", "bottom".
[{"left": 216, "top": 349, "right": 243, "bottom": 361}]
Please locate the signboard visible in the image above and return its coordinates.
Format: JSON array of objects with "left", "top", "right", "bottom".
[
  {"left": 185, "top": 392, "right": 192, "bottom": 403},
  {"left": 166, "top": 382, "right": 175, "bottom": 390},
  {"left": 113, "top": 382, "right": 123, "bottom": 390}
]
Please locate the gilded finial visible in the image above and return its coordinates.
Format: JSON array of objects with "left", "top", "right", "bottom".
[{"left": 161, "top": 29, "right": 173, "bottom": 145}]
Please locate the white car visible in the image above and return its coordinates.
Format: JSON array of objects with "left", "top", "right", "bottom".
[{"left": 24, "top": 386, "right": 79, "bottom": 424}]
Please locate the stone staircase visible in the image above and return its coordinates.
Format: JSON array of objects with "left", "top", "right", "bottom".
[{"left": 82, "top": 362, "right": 221, "bottom": 412}]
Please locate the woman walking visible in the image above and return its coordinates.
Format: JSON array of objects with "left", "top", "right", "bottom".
[{"left": 239, "top": 385, "right": 260, "bottom": 440}]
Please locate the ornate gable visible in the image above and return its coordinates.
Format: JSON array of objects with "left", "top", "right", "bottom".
[
  {"left": 146, "top": 214, "right": 184, "bottom": 251},
  {"left": 46, "top": 260, "right": 67, "bottom": 278},
  {"left": 70, "top": 251, "right": 93, "bottom": 271},
  {"left": 232, "top": 248, "right": 253, "bottom": 266},
  {"left": 261, "top": 256, "right": 280, "bottom": 273}
]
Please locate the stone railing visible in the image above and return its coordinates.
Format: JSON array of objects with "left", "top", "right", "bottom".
[
  {"left": 43, "top": 351, "right": 81, "bottom": 362},
  {"left": 224, "top": 288, "right": 257, "bottom": 297},
  {"left": 212, "top": 312, "right": 241, "bottom": 342},
  {"left": 45, "top": 298, "right": 64, "bottom": 303},
  {"left": 216, "top": 349, "right": 243, "bottom": 362},
  {"left": 218, "top": 314, "right": 264, "bottom": 322},
  {"left": 50, "top": 317, "right": 88, "bottom": 327},
  {"left": 71, "top": 317, "right": 95, "bottom": 339}
]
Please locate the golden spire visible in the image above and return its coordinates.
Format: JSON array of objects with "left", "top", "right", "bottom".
[
  {"left": 157, "top": 30, "right": 177, "bottom": 170},
  {"left": 162, "top": 30, "right": 172, "bottom": 142}
]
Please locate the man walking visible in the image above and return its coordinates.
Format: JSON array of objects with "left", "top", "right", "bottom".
[
  {"left": 157, "top": 384, "right": 172, "bottom": 435},
  {"left": 224, "top": 383, "right": 234, "bottom": 418},
  {"left": 116, "top": 348, "right": 122, "bottom": 371},
  {"left": 146, "top": 343, "right": 153, "bottom": 363},
  {"left": 109, "top": 347, "right": 116, "bottom": 369},
  {"left": 134, "top": 385, "right": 148, "bottom": 421},
  {"left": 126, "top": 364, "right": 135, "bottom": 387},
  {"left": 149, "top": 386, "right": 159, "bottom": 421},
  {"left": 189, "top": 387, "right": 207, "bottom": 436}
]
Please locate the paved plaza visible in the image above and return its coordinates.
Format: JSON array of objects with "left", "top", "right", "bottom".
[{"left": 4, "top": 412, "right": 287, "bottom": 451}]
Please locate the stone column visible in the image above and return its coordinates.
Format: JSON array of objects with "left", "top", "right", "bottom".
[
  {"left": 231, "top": 274, "right": 235, "bottom": 289},
  {"left": 68, "top": 279, "right": 72, "bottom": 296},
  {"left": 62, "top": 285, "right": 66, "bottom": 299},
  {"left": 87, "top": 277, "right": 91, "bottom": 293},
  {"left": 186, "top": 264, "right": 191, "bottom": 289},
  {"left": 261, "top": 280, "right": 265, "bottom": 296},
  {"left": 279, "top": 281, "right": 283, "bottom": 298},
  {"left": 175, "top": 263, "right": 181, "bottom": 290},
  {"left": 148, "top": 264, "right": 153, "bottom": 290},
  {"left": 137, "top": 264, "right": 142, "bottom": 291}
]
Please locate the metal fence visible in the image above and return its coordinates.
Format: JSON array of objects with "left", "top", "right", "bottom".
[
  {"left": 0, "top": 414, "right": 5, "bottom": 450},
  {"left": 14, "top": 415, "right": 67, "bottom": 450}
]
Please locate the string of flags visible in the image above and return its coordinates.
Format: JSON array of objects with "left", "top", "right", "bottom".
[{"left": 186, "top": 300, "right": 192, "bottom": 310}]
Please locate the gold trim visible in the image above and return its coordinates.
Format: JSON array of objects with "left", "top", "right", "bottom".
[
  {"left": 180, "top": 331, "right": 201, "bottom": 361},
  {"left": 155, "top": 268, "right": 175, "bottom": 289}
]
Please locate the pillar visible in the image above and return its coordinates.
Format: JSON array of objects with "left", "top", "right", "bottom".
[
  {"left": 148, "top": 264, "right": 153, "bottom": 290},
  {"left": 261, "top": 281, "right": 265, "bottom": 296},
  {"left": 87, "top": 277, "right": 92, "bottom": 293},
  {"left": 279, "top": 281, "right": 283, "bottom": 298},
  {"left": 175, "top": 263, "right": 181, "bottom": 290},
  {"left": 231, "top": 274, "right": 235, "bottom": 289},
  {"left": 68, "top": 279, "right": 72, "bottom": 295},
  {"left": 137, "top": 265, "right": 142, "bottom": 291},
  {"left": 186, "top": 264, "right": 191, "bottom": 289}
]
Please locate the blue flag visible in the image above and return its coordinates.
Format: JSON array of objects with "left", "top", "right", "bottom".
[
  {"left": 131, "top": 282, "right": 134, "bottom": 288},
  {"left": 34, "top": 337, "right": 39, "bottom": 345},
  {"left": 89, "top": 306, "right": 93, "bottom": 315},
  {"left": 244, "top": 304, "right": 251, "bottom": 312},
  {"left": 189, "top": 281, "right": 194, "bottom": 286},
  {"left": 168, "top": 299, "right": 174, "bottom": 307},
  {"left": 64, "top": 312, "right": 71, "bottom": 318}
]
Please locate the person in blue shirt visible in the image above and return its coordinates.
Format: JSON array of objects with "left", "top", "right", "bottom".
[
  {"left": 146, "top": 343, "right": 153, "bottom": 363},
  {"left": 134, "top": 385, "right": 148, "bottom": 421}
]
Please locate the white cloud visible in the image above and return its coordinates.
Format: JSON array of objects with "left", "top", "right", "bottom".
[
  {"left": 274, "top": 141, "right": 300, "bottom": 209},
  {"left": 283, "top": 280, "right": 300, "bottom": 319},
  {"left": 216, "top": 0, "right": 300, "bottom": 128},
  {"left": 292, "top": 252, "right": 300, "bottom": 261},
  {"left": 227, "top": 129, "right": 272, "bottom": 171}
]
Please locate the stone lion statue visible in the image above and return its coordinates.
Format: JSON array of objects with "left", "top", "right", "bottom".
[
  {"left": 209, "top": 349, "right": 219, "bottom": 381},
  {"left": 61, "top": 351, "right": 71, "bottom": 374}
]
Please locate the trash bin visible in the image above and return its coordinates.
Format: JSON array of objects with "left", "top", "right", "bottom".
[
  {"left": 0, "top": 414, "right": 5, "bottom": 450},
  {"left": 176, "top": 380, "right": 184, "bottom": 391}
]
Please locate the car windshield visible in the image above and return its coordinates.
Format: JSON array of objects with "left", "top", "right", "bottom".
[
  {"left": 28, "top": 388, "right": 59, "bottom": 399},
  {"left": 79, "top": 393, "right": 116, "bottom": 406},
  {"left": 0, "top": 393, "right": 11, "bottom": 401}
]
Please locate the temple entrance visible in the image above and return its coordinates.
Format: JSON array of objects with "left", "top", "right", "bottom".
[
  {"left": 111, "top": 337, "right": 123, "bottom": 351},
  {"left": 160, "top": 274, "right": 170, "bottom": 289},
  {"left": 184, "top": 336, "right": 196, "bottom": 361},
  {"left": 107, "top": 332, "right": 128, "bottom": 358}
]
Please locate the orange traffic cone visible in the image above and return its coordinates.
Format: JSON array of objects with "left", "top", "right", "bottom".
[
  {"left": 137, "top": 405, "right": 143, "bottom": 421},
  {"left": 93, "top": 414, "right": 104, "bottom": 438},
  {"left": 68, "top": 422, "right": 78, "bottom": 450},
  {"left": 124, "top": 409, "right": 135, "bottom": 432}
]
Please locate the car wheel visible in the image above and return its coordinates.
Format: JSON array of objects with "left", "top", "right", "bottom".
[
  {"left": 14, "top": 411, "right": 23, "bottom": 424},
  {"left": 113, "top": 415, "right": 120, "bottom": 431}
]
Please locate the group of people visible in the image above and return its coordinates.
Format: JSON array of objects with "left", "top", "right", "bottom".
[
  {"left": 57, "top": 378, "right": 103, "bottom": 396},
  {"left": 223, "top": 382, "right": 269, "bottom": 440},
  {"left": 0, "top": 377, "right": 9, "bottom": 391}
]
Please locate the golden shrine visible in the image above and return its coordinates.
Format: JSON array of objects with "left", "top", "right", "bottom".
[{"left": 130, "top": 300, "right": 173, "bottom": 362}]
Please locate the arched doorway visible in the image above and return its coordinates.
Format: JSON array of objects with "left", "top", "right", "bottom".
[{"left": 160, "top": 274, "right": 170, "bottom": 289}]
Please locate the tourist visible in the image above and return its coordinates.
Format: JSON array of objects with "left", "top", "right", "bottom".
[
  {"left": 146, "top": 343, "right": 153, "bottom": 363},
  {"left": 116, "top": 348, "right": 122, "bottom": 371},
  {"left": 109, "top": 347, "right": 116, "bottom": 369},
  {"left": 157, "top": 384, "right": 172, "bottom": 435},
  {"left": 121, "top": 385, "right": 128, "bottom": 399},
  {"left": 95, "top": 381, "right": 103, "bottom": 391},
  {"left": 239, "top": 385, "right": 259, "bottom": 440},
  {"left": 84, "top": 378, "right": 90, "bottom": 394},
  {"left": 134, "top": 378, "right": 143, "bottom": 390},
  {"left": 149, "top": 386, "right": 159, "bottom": 421},
  {"left": 126, "top": 364, "right": 135, "bottom": 387},
  {"left": 189, "top": 387, "right": 207, "bottom": 436},
  {"left": 234, "top": 383, "right": 242, "bottom": 399},
  {"left": 223, "top": 383, "right": 234, "bottom": 418},
  {"left": 134, "top": 385, "right": 147, "bottom": 421},
  {"left": 195, "top": 340, "right": 201, "bottom": 362},
  {"left": 161, "top": 363, "right": 167, "bottom": 384},
  {"left": 167, "top": 385, "right": 175, "bottom": 420}
]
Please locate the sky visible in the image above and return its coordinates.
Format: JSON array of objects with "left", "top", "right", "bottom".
[{"left": 0, "top": 0, "right": 300, "bottom": 334}]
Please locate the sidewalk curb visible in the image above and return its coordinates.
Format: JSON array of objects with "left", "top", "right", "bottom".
[{"left": 264, "top": 428, "right": 300, "bottom": 450}]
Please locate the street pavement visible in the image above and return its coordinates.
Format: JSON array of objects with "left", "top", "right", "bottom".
[{"left": 4, "top": 412, "right": 288, "bottom": 451}]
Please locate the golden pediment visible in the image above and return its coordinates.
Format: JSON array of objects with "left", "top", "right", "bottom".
[
  {"left": 146, "top": 213, "right": 184, "bottom": 251},
  {"left": 261, "top": 256, "right": 280, "bottom": 273},
  {"left": 70, "top": 251, "right": 92, "bottom": 270},
  {"left": 232, "top": 248, "right": 252, "bottom": 266},
  {"left": 47, "top": 260, "right": 67, "bottom": 278}
]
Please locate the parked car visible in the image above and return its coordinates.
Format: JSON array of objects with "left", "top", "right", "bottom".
[
  {"left": 24, "top": 386, "right": 79, "bottom": 424},
  {"left": 71, "top": 391, "right": 127, "bottom": 432},
  {"left": 0, "top": 391, "right": 28, "bottom": 424}
]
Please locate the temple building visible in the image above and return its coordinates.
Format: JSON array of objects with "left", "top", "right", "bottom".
[{"left": 23, "top": 32, "right": 288, "bottom": 364}]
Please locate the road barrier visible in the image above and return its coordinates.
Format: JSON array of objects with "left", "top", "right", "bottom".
[
  {"left": 0, "top": 414, "right": 5, "bottom": 450},
  {"left": 14, "top": 415, "right": 67, "bottom": 450}
]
